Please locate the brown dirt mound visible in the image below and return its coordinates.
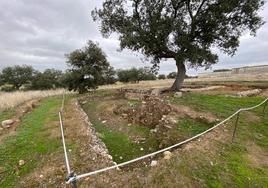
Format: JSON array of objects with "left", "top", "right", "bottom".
[
  {"left": 171, "top": 104, "right": 218, "bottom": 124},
  {"left": 114, "top": 96, "right": 172, "bottom": 128}
]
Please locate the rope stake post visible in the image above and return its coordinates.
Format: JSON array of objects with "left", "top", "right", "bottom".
[
  {"left": 232, "top": 111, "right": 240, "bottom": 143},
  {"left": 66, "top": 172, "right": 77, "bottom": 188}
]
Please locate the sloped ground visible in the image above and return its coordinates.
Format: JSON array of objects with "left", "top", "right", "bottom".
[
  {"left": 79, "top": 89, "right": 268, "bottom": 187},
  {"left": 0, "top": 99, "right": 39, "bottom": 143},
  {"left": 0, "top": 87, "right": 268, "bottom": 187}
]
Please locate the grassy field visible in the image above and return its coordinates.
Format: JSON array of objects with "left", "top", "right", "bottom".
[
  {"left": 0, "top": 88, "right": 267, "bottom": 187},
  {"left": 99, "top": 78, "right": 268, "bottom": 90},
  {"left": 80, "top": 90, "right": 216, "bottom": 163},
  {"left": 0, "top": 97, "right": 62, "bottom": 187},
  {"left": 146, "top": 94, "right": 268, "bottom": 187},
  {"left": 81, "top": 90, "right": 268, "bottom": 187}
]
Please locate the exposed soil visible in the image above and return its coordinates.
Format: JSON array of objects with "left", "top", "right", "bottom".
[
  {"left": 261, "top": 89, "right": 268, "bottom": 97},
  {"left": 171, "top": 104, "right": 218, "bottom": 124},
  {"left": 114, "top": 96, "right": 172, "bottom": 128},
  {"left": 2, "top": 86, "right": 267, "bottom": 187},
  {"left": 18, "top": 98, "right": 115, "bottom": 187},
  {"left": 187, "top": 85, "right": 252, "bottom": 96},
  {"left": 247, "top": 144, "right": 268, "bottom": 167},
  {"left": 0, "top": 100, "right": 39, "bottom": 144}
]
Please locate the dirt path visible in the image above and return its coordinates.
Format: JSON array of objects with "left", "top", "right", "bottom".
[{"left": 17, "top": 98, "right": 116, "bottom": 187}]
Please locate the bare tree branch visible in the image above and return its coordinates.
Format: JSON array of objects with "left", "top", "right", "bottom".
[{"left": 186, "top": 0, "right": 193, "bottom": 20}]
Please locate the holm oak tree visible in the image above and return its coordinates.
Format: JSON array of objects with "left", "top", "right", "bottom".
[
  {"left": 65, "top": 40, "right": 115, "bottom": 93},
  {"left": 92, "top": 0, "right": 265, "bottom": 90}
]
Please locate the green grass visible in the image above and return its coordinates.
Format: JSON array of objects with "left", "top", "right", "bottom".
[
  {"left": 93, "top": 121, "right": 148, "bottom": 163},
  {"left": 184, "top": 80, "right": 268, "bottom": 89},
  {"left": 0, "top": 109, "right": 15, "bottom": 123},
  {"left": 81, "top": 100, "right": 159, "bottom": 163},
  {"left": 171, "top": 93, "right": 268, "bottom": 187},
  {"left": 0, "top": 97, "right": 62, "bottom": 187},
  {"left": 172, "top": 93, "right": 265, "bottom": 117},
  {"left": 81, "top": 91, "right": 268, "bottom": 187},
  {"left": 178, "top": 117, "right": 213, "bottom": 137},
  {"left": 222, "top": 144, "right": 268, "bottom": 187}
]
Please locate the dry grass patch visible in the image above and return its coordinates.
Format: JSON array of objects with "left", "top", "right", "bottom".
[{"left": 0, "top": 89, "right": 66, "bottom": 112}]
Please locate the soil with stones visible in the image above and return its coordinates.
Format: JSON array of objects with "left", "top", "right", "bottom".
[
  {"left": 0, "top": 100, "right": 39, "bottom": 144},
  {"left": 114, "top": 95, "right": 172, "bottom": 128}
]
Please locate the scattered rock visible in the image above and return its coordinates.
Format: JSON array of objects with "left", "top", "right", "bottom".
[
  {"left": 140, "top": 147, "right": 144, "bottom": 151},
  {"left": 237, "top": 89, "right": 262, "bottom": 97},
  {"left": 150, "top": 128, "right": 158, "bottom": 133},
  {"left": 150, "top": 160, "right": 158, "bottom": 167},
  {"left": 163, "top": 151, "right": 172, "bottom": 160},
  {"left": 151, "top": 88, "right": 161, "bottom": 96},
  {"left": 1, "top": 119, "right": 15, "bottom": 128},
  {"left": 107, "top": 155, "right": 113, "bottom": 160},
  {"left": 210, "top": 161, "right": 214, "bottom": 166},
  {"left": 168, "top": 116, "right": 177, "bottom": 124},
  {"left": 101, "top": 120, "right": 107, "bottom": 124},
  {"left": 39, "top": 174, "right": 44, "bottom": 178},
  {"left": 19, "top": 160, "right": 25, "bottom": 166},
  {"left": 0, "top": 166, "right": 5, "bottom": 173},
  {"left": 174, "top": 92, "right": 183, "bottom": 98},
  {"left": 114, "top": 96, "right": 172, "bottom": 128},
  {"left": 119, "top": 156, "right": 123, "bottom": 160},
  {"left": 181, "top": 86, "right": 226, "bottom": 92},
  {"left": 163, "top": 124, "right": 172, "bottom": 129},
  {"left": 151, "top": 87, "right": 169, "bottom": 96}
]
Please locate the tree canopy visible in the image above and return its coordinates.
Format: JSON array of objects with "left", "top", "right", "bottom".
[
  {"left": 117, "top": 67, "right": 156, "bottom": 83},
  {"left": 167, "top": 72, "right": 177, "bottom": 79},
  {"left": 0, "top": 66, "right": 66, "bottom": 91},
  {"left": 31, "top": 69, "right": 64, "bottom": 90},
  {"left": 92, "top": 0, "right": 265, "bottom": 90},
  {"left": 0, "top": 65, "right": 35, "bottom": 89},
  {"left": 158, "top": 74, "right": 166, "bottom": 80},
  {"left": 65, "top": 40, "right": 115, "bottom": 93}
]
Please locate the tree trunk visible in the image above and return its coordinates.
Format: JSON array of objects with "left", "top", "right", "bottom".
[{"left": 171, "top": 61, "right": 186, "bottom": 91}]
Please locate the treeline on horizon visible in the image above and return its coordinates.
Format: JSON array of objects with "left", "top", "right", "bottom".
[{"left": 0, "top": 65, "right": 189, "bottom": 92}]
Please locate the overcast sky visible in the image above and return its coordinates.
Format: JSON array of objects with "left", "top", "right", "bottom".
[{"left": 0, "top": 0, "right": 267, "bottom": 75}]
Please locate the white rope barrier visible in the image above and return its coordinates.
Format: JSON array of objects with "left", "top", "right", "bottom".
[
  {"left": 65, "top": 97, "right": 268, "bottom": 183},
  {"left": 59, "top": 111, "right": 71, "bottom": 174},
  {"left": 59, "top": 92, "right": 78, "bottom": 187}
]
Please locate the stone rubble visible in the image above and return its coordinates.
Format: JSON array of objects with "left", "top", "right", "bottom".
[
  {"left": 76, "top": 101, "right": 114, "bottom": 164},
  {"left": 150, "top": 160, "right": 158, "bottom": 167},
  {"left": 237, "top": 89, "right": 262, "bottom": 97},
  {"left": 1, "top": 119, "right": 15, "bottom": 128}
]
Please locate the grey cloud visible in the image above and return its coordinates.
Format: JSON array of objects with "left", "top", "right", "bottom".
[{"left": 0, "top": 0, "right": 267, "bottom": 75}]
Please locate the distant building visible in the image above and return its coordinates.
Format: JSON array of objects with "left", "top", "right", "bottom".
[{"left": 199, "top": 65, "right": 268, "bottom": 78}]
